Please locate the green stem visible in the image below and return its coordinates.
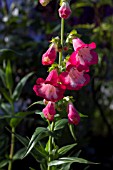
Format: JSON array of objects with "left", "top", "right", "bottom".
[
  {"left": 8, "top": 127, "right": 15, "bottom": 170},
  {"left": 8, "top": 89, "right": 15, "bottom": 170},
  {"left": 47, "top": 122, "right": 55, "bottom": 170},
  {"left": 59, "top": 18, "right": 65, "bottom": 66}
]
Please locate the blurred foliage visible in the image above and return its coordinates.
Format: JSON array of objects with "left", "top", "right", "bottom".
[{"left": 0, "top": 0, "right": 113, "bottom": 169}]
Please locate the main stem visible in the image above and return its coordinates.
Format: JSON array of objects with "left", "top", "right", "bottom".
[
  {"left": 8, "top": 127, "right": 15, "bottom": 170},
  {"left": 8, "top": 98, "right": 15, "bottom": 170},
  {"left": 48, "top": 18, "right": 65, "bottom": 170},
  {"left": 59, "top": 18, "right": 65, "bottom": 66},
  {"left": 47, "top": 122, "right": 55, "bottom": 170}
]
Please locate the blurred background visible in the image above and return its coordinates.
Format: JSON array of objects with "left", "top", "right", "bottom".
[{"left": 0, "top": 0, "right": 113, "bottom": 169}]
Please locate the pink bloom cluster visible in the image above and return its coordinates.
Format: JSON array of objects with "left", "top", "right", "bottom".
[{"left": 33, "top": 38, "right": 98, "bottom": 125}]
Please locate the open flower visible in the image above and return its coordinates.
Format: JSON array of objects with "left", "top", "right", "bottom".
[
  {"left": 33, "top": 70, "right": 66, "bottom": 102},
  {"left": 43, "top": 101, "right": 56, "bottom": 121},
  {"left": 42, "top": 43, "right": 57, "bottom": 65},
  {"left": 68, "top": 102, "right": 80, "bottom": 125},
  {"left": 69, "top": 38, "right": 98, "bottom": 71},
  {"left": 59, "top": 62, "right": 90, "bottom": 90},
  {"left": 58, "top": 2, "right": 72, "bottom": 19}
]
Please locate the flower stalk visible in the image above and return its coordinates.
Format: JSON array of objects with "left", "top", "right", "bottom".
[
  {"left": 48, "top": 121, "right": 55, "bottom": 170},
  {"left": 8, "top": 127, "right": 15, "bottom": 170},
  {"left": 59, "top": 18, "right": 65, "bottom": 66}
]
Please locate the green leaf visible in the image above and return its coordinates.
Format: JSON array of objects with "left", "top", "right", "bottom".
[
  {"left": 48, "top": 157, "right": 96, "bottom": 166},
  {"left": 59, "top": 163, "right": 71, "bottom": 170},
  {"left": 35, "top": 111, "right": 45, "bottom": 119},
  {"left": 0, "top": 88, "right": 12, "bottom": 103},
  {"left": 5, "top": 60, "right": 13, "bottom": 91},
  {"left": 0, "top": 49, "right": 21, "bottom": 62},
  {"left": 0, "top": 115, "right": 12, "bottom": 119},
  {"left": 58, "top": 143, "right": 77, "bottom": 156},
  {"left": 13, "top": 148, "right": 26, "bottom": 160},
  {"left": 12, "top": 72, "right": 34, "bottom": 101},
  {"left": 74, "top": 2, "right": 93, "bottom": 8},
  {"left": 0, "top": 160, "right": 9, "bottom": 168},
  {"left": 0, "top": 69, "right": 6, "bottom": 87},
  {"left": 23, "top": 127, "right": 49, "bottom": 158},
  {"left": 68, "top": 124, "right": 76, "bottom": 141},
  {"left": 54, "top": 119, "right": 68, "bottom": 131},
  {"left": 27, "top": 101, "right": 44, "bottom": 109},
  {"left": 0, "top": 103, "right": 12, "bottom": 115},
  {"left": 13, "top": 133, "right": 47, "bottom": 162},
  {"left": 79, "top": 112, "right": 88, "bottom": 118},
  {"left": 10, "top": 111, "right": 34, "bottom": 128},
  {"left": 29, "top": 168, "right": 36, "bottom": 170}
]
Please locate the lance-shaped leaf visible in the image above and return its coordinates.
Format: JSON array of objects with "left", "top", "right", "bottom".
[
  {"left": 0, "top": 160, "right": 9, "bottom": 168},
  {"left": 29, "top": 167, "right": 36, "bottom": 170},
  {"left": 12, "top": 132, "right": 48, "bottom": 162},
  {"left": 68, "top": 124, "right": 76, "bottom": 141},
  {"left": 0, "top": 87, "right": 13, "bottom": 103},
  {"left": 59, "top": 163, "right": 71, "bottom": 170},
  {"left": 58, "top": 143, "right": 77, "bottom": 156},
  {"left": 5, "top": 60, "right": 13, "bottom": 91},
  {"left": 12, "top": 72, "right": 34, "bottom": 101},
  {"left": 54, "top": 119, "right": 68, "bottom": 131},
  {"left": 10, "top": 111, "right": 34, "bottom": 128},
  {"left": 0, "top": 49, "right": 21, "bottom": 62},
  {"left": 48, "top": 157, "right": 97, "bottom": 166},
  {"left": 27, "top": 100, "right": 44, "bottom": 109},
  {"left": 23, "top": 127, "right": 50, "bottom": 158},
  {"left": 0, "top": 68, "right": 6, "bottom": 87}
]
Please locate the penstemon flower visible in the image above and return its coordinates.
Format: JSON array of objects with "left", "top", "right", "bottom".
[
  {"left": 69, "top": 38, "right": 98, "bottom": 71},
  {"left": 43, "top": 101, "right": 56, "bottom": 121},
  {"left": 58, "top": 1, "right": 72, "bottom": 19},
  {"left": 33, "top": 69, "right": 66, "bottom": 102},
  {"left": 59, "top": 61, "right": 90, "bottom": 90},
  {"left": 31, "top": 1, "right": 99, "bottom": 169},
  {"left": 42, "top": 43, "right": 57, "bottom": 65},
  {"left": 67, "top": 102, "right": 80, "bottom": 125}
]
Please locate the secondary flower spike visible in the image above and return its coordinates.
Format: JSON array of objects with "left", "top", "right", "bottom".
[
  {"left": 39, "top": 0, "right": 50, "bottom": 6},
  {"left": 33, "top": 69, "right": 66, "bottom": 102},
  {"left": 42, "top": 43, "right": 57, "bottom": 65},
  {"left": 58, "top": 1, "right": 72, "bottom": 19},
  {"left": 68, "top": 102, "right": 80, "bottom": 125},
  {"left": 43, "top": 101, "right": 56, "bottom": 121},
  {"left": 69, "top": 38, "right": 98, "bottom": 71}
]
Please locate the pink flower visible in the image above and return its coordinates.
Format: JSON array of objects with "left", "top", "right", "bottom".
[
  {"left": 68, "top": 102, "right": 80, "bottom": 125},
  {"left": 59, "top": 62, "right": 90, "bottom": 90},
  {"left": 42, "top": 43, "right": 57, "bottom": 65},
  {"left": 39, "top": 0, "right": 50, "bottom": 6},
  {"left": 43, "top": 101, "right": 56, "bottom": 121},
  {"left": 33, "top": 70, "right": 66, "bottom": 102},
  {"left": 69, "top": 38, "right": 98, "bottom": 71},
  {"left": 58, "top": 2, "right": 72, "bottom": 19}
]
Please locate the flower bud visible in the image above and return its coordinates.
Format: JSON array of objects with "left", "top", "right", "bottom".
[
  {"left": 39, "top": 0, "right": 50, "bottom": 6},
  {"left": 58, "top": 2, "right": 72, "bottom": 19},
  {"left": 42, "top": 101, "right": 56, "bottom": 121},
  {"left": 42, "top": 43, "right": 57, "bottom": 65},
  {"left": 67, "top": 102, "right": 80, "bottom": 125}
]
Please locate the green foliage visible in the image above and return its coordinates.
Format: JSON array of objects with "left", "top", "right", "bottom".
[
  {"left": 48, "top": 157, "right": 95, "bottom": 166},
  {"left": 5, "top": 60, "right": 13, "bottom": 91},
  {"left": 23, "top": 127, "right": 50, "bottom": 158},
  {"left": 10, "top": 111, "right": 34, "bottom": 128},
  {"left": 12, "top": 72, "right": 34, "bottom": 101},
  {"left": 54, "top": 119, "right": 68, "bottom": 131},
  {"left": 58, "top": 143, "right": 77, "bottom": 156}
]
